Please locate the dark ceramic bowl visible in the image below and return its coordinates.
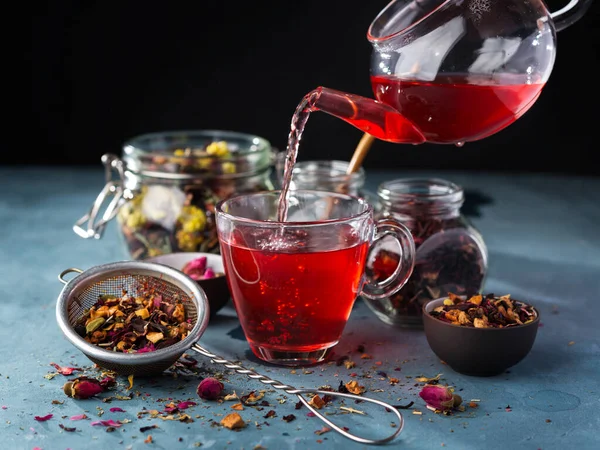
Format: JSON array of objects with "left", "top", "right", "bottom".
[
  {"left": 422, "top": 296, "right": 540, "bottom": 376},
  {"left": 145, "top": 252, "right": 231, "bottom": 319}
]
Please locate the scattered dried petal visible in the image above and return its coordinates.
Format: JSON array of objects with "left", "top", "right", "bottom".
[
  {"left": 344, "top": 381, "right": 365, "bottom": 395},
  {"left": 415, "top": 374, "right": 442, "bottom": 383},
  {"left": 91, "top": 419, "right": 122, "bottom": 428},
  {"left": 220, "top": 412, "right": 246, "bottom": 430},
  {"left": 223, "top": 392, "right": 238, "bottom": 401},
  {"left": 50, "top": 363, "right": 82, "bottom": 376},
  {"left": 243, "top": 391, "right": 265, "bottom": 404},
  {"left": 308, "top": 395, "right": 325, "bottom": 410},
  {"left": 177, "top": 401, "right": 197, "bottom": 410},
  {"left": 340, "top": 406, "right": 365, "bottom": 415},
  {"left": 34, "top": 414, "right": 53, "bottom": 422},
  {"left": 127, "top": 374, "right": 134, "bottom": 391},
  {"left": 70, "top": 414, "right": 88, "bottom": 421},
  {"left": 343, "top": 360, "right": 356, "bottom": 369}
]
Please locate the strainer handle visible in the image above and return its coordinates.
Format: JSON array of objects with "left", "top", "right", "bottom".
[
  {"left": 58, "top": 268, "right": 84, "bottom": 285},
  {"left": 191, "top": 343, "right": 404, "bottom": 445}
]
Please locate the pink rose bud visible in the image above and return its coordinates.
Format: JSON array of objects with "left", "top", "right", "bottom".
[
  {"left": 183, "top": 257, "right": 207, "bottom": 274},
  {"left": 418, "top": 384, "right": 462, "bottom": 411},
  {"left": 201, "top": 268, "right": 216, "bottom": 279},
  {"left": 63, "top": 376, "right": 104, "bottom": 399},
  {"left": 196, "top": 377, "right": 224, "bottom": 400}
]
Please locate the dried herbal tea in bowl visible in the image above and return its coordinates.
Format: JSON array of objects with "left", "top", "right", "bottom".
[
  {"left": 429, "top": 293, "right": 537, "bottom": 328},
  {"left": 75, "top": 287, "right": 192, "bottom": 353}
]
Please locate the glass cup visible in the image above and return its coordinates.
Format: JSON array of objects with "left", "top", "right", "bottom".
[{"left": 215, "top": 190, "right": 416, "bottom": 366}]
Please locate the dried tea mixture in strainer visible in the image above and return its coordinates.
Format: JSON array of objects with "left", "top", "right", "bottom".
[
  {"left": 74, "top": 286, "right": 192, "bottom": 353},
  {"left": 429, "top": 293, "right": 537, "bottom": 328}
]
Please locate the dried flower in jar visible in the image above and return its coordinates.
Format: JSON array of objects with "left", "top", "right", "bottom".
[
  {"left": 74, "top": 287, "right": 192, "bottom": 353},
  {"left": 429, "top": 293, "right": 537, "bottom": 328},
  {"left": 116, "top": 140, "right": 270, "bottom": 260}
]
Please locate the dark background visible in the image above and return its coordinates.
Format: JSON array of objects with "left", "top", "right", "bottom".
[{"left": 29, "top": 1, "right": 599, "bottom": 176}]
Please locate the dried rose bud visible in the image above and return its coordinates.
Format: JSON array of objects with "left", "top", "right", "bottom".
[
  {"left": 197, "top": 377, "right": 224, "bottom": 400},
  {"left": 201, "top": 268, "right": 216, "bottom": 279},
  {"left": 63, "top": 376, "right": 104, "bottom": 399},
  {"left": 418, "top": 384, "right": 462, "bottom": 411},
  {"left": 99, "top": 376, "right": 116, "bottom": 388},
  {"left": 183, "top": 257, "right": 208, "bottom": 280}
]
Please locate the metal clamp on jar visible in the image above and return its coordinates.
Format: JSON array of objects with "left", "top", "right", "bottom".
[{"left": 74, "top": 130, "right": 276, "bottom": 260}]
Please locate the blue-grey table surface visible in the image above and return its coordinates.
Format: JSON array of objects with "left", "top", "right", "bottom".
[{"left": 1, "top": 166, "right": 599, "bottom": 450}]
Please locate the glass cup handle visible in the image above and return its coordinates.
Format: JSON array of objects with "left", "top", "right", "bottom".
[{"left": 361, "top": 218, "right": 415, "bottom": 300}]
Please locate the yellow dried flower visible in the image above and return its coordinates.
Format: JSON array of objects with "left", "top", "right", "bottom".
[
  {"left": 206, "top": 141, "right": 230, "bottom": 158},
  {"left": 118, "top": 189, "right": 147, "bottom": 229},
  {"left": 221, "top": 162, "right": 236, "bottom": 174},
  {"left": 179, "top": 205, "right": 207, "bottom": 233},
  {"left": 146, "top": 247, "right": 164, "bottom": 258},
  {"left": 195, "top": 158, "right": 213, "bottom": 170},
  {"left": 125, "top": 209, "right": 146, "bottom": 229},
  {"left": 176, "top": 230, "right": 204, "bottom": 252}
]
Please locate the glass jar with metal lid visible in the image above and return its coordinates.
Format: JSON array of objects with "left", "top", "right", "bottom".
[
  {"left": 362, "top": 178, "right": 488, "bottom": 328},
  {"left": 74, "top": 130, "right": 276, "bottom": 260}
]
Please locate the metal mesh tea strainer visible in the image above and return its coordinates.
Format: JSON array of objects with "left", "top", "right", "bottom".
[{"left": 56, "top": 261, "right": 404, "bottom": 445}]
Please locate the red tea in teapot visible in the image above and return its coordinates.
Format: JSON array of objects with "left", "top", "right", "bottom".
[
  {"left": 275, "top": 0, "right": 592, "bottom": 222},
  {"left": 370, "top": 73, "right": 544, "bottom": 144}
]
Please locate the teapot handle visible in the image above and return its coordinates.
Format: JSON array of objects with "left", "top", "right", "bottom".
[{"left": 549, "top": 0, "right": 593, "bottom": 32}]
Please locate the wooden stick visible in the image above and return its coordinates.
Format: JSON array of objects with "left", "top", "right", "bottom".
[{"left": 346, "top": 133, "right": 376, "bottom": 174}]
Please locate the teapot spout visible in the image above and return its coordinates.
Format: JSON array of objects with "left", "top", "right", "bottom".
[{"left": 306, "top": 87, "right": 426, "bottom": 144}]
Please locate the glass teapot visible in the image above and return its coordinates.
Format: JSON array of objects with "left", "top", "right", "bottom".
[{"left": 299, "top": 0, "right": 592, "bottom": 145}]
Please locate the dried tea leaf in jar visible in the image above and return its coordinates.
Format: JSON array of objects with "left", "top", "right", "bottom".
[{"left": 363, "top": 178, "right": 488, "bottom": 328}]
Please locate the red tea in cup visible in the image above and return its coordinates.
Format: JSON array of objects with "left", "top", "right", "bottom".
[{"left": 216, "top": 190, "right": 416, "bottom": 366}]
